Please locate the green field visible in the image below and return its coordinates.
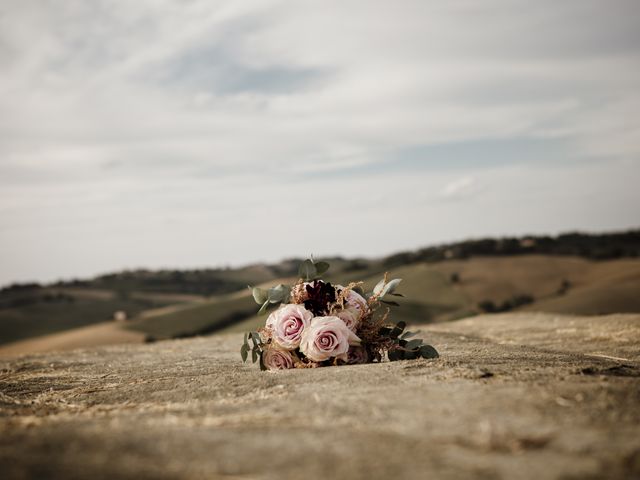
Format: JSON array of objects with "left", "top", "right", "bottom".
[{"left": 126, "top": 293, "right": 258, "bottom": 340}]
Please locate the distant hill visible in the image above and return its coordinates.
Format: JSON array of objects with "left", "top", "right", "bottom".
[
  {"left": 208, "top": 254, "right": 640, "bottom": 338},
  {"left": 1, "top": 228, "right": 639, "bottom": 345}
]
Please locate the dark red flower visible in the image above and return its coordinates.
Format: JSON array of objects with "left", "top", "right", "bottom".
[{"left": 303, "top": 280, "right": 339, "bottom": 316}]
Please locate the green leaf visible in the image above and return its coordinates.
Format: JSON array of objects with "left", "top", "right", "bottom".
[
  {"left": 240, "top": 343, "right": 249, "bottom": 362},
  {"left": 268, "top": 284, "right": 290, "bottom": 304},
  {"left": 249, "top": 331, "right": 261, "bottom": 348},
  {"left": 315, "top": 261, "right": 330, "bottom": 275},
  {"left": 258, "top": 300, "right": 270, "bottom": 315},
  {"left": 388, "top": 349, "right": 401, "bottom": 361},
  {"left": 389, "top": 324, "right": 404, "bottom": 339},
  {"left": 378, "top": 326, "right": 392, "bottom": 336},
  {"left": 259, "top": 352, "right": 267, "bottom": 371},
  {"left": 400, "top": 331, "right": 417, "bottom": 339},
  {"left": 298, "top": 260, "right": 317, "bottom": 281},
  {"left": 251, "top": 348, "right": 258, "bottom": 363},
  {"left": 405, "top": 338, "right": 423, "bottom": 350},
  {"left": 373, "top": 278, "right": 386, "bottom": 296},
  {"left": 420, "top": 345, "right": 439, "bottom": 359},
  {"left": 381, "top": 278, "right": 402, "bottom": 297},
  {"left": 404, "top": 349, "right": 419, "bottom": 360},
  {"left": 251, "top": 287, "right": 268, "bottom": 304},
  {"left": 243, "top": 332, "right": 249, "bottom": 347}
]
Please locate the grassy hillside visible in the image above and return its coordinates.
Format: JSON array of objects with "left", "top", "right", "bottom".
[
  {"left": 126, "top": 293, "right": 258, "bottom": 340},
  {"left": 210, "top": 255, "right": 640, "bottom": 338},
  {"left": 428, "top": 256, "right": 640, "bottom": 313},
  {"left": 4, "top": 254, "right": 633, "bottom": 344},
  {"left": 0, "top": 288, "right": 181, "bottom": 344},
  {"left": 2, "top": 228, "right": 639, "bottom": 346}
]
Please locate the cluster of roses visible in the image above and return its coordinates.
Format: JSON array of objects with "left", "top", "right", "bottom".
[
  {"left": 243, "top": 259, "right": 439, "bottom": 370},
  {"left": 260, "top": 281, "right": 370, "bottom": 370}
]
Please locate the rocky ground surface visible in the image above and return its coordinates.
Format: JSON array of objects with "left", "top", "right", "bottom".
[{"left": 1, "top": 313, "right": 639, "bottom": 480}]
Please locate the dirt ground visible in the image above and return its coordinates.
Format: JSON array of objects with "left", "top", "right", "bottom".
[{"left": 1, "top": 313, "right": 639, "bottom": 480}]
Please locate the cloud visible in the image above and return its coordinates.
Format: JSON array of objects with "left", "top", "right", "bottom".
[
  {"left": 440, "top": 176, "right": 479, "bottom": 200},
  {"left": 0, "top": 0, "right": 639, "bottom": 284}
]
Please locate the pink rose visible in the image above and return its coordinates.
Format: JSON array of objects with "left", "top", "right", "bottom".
[
  {"left": 299, "top": 316, "right": 361, "bottom": 362},
  {"left": 262, "top": 347, "right": 295, "bottom": 370},
  {"left": 338, "top": 287, "right": 369, "bottom": 320},
  {"left": 266, "top": 304, "right": 313, "bottom": 350},
  {"left": 335, "top": 307, "right": 360, "bottom": 332}
]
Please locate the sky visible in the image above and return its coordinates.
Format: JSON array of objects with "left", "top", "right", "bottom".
[{"left": 1, "top": 0, "right": 639, "bottom": 286}]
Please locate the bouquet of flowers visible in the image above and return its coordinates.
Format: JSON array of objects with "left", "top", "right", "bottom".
[{"left": 241, "top": 259, "right": 439, "bottom": 370}]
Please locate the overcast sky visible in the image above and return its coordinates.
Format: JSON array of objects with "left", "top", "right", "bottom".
[{"left": 1, "top": 0, "right": 639, "bottom": 285}]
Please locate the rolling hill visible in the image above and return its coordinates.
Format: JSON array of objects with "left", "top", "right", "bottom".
[
  {"left": 128, "top": 255, "right": 640, "bottom": 340},
  {"left": 1, "top": 229, "right": 639, "bottom": 351}
]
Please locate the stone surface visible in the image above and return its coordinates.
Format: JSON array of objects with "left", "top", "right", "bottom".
[{"left": 1, "top": 313, "right": 639, "bottom": 480}]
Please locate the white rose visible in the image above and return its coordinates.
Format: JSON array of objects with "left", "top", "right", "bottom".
[{"left": 299, "top": 316, "right": 361, "bottom": 362}]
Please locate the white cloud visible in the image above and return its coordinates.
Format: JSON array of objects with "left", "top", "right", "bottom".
[
  {"left": 0, "top": 0, "right": 639, "bottom": 284},
  {"left": 440, "top": 176, "right": 479, "bottom": 199}
]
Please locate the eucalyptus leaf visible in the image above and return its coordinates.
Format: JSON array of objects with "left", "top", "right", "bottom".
[
  {"left": 404, "top": 349, "right": 419, "bottom": 360},
  {"left": 259, "top": 352, "right": 267, "bottom": 371},
  {"left": 373, "top": 278, "right": 386, "bottom": 296},
  {"left": 381, "top": 278, "right": 402, "bottom": 297},
  {"left": 388, "top": 349, "right": 401, "bottom": 361},
  {"left": 420, "top": 345, "right": 439, "bottom": 359},
  {"left": 252, "top": 348, "right": 258, "bottom": 363},
  {"left": 379, "top": 326, "right": 392, "bottom": 336},
  {"left": 251, "top": 287, "right": 268, "bottom": 304},
  {"left": 268, "top": 284, "right": 288, "bottom": 303},
  {"left": 298, "top": 260, "right": 317, "bottom": 281},
  {"left": 315, "top": 261, "right": 330, "bottom": 275},
  {"left": 240, "top": 343, "right": 249, "bottom": 362},
  {"left": 249, "top": 331, "right": 261, "bottom": 348},
  {"left": 405, "top": 338, "right": 423, "bottom": 350},
  {"left": 400, "top": 331, "right": 417, "bottom": 339},
  {"left": 258, "top": 300, "right": 270, "bottom": 315},
  {"left": 389, "top": 325, "right": 404, "bottom": 339}
]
